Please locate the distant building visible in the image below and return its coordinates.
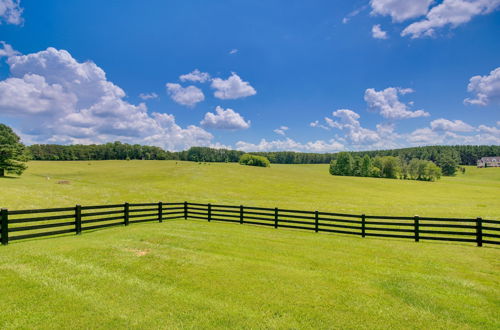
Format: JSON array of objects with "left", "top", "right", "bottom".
[{"left": 477, "top": 157, "right": 500, "bottom": 168}]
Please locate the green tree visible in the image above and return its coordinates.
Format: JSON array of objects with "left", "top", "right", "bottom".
[
  {"left": 360, "top": 155, "right": 372, "bottom": 177},
  {"left": 331, "top": 152, "right": 353, "bottom": 176},
  {"left": 0, "top": 124, "right": 28, "bottom": 177},
  {"left": 436, "top": 154, "right": 458, "bottom": 176},
  {"left": 380, "top": 156, "right": 400, "bottom": 179}
]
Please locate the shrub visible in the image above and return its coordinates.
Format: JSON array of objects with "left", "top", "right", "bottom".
[{"left": 239, "top": 154, "right": 270, "bottom": 167}]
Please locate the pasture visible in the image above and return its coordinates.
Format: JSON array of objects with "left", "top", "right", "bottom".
[
  {"left": 0, "top": 220, "right": 499, "bottom": 329},
  {"left": 0, "top": 161, "right": 499, "bottom": 328},
  {"left": 1, "top": 160, "right": 499, "bottom": 218}
]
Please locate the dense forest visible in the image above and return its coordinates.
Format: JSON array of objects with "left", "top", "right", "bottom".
[{"left": 27, "top": 143, "right": 500, "bottom": 165}]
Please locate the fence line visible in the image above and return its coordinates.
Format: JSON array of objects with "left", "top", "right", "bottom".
[{"left": 1, "top": 202, "right": 499, "bottom": 247}]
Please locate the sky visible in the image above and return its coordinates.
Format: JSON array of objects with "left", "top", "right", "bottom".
[{"left": 0, "top": 0, "right": 499, "bottom": 152}]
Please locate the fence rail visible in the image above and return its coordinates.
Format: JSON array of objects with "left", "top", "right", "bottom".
[{"left": 1, "top": 202, "right": 499, "bottom": 247}]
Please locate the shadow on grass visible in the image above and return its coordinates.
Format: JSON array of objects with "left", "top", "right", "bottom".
[{"left": 0, "top": 175, "right": 20, "bottom": 180}]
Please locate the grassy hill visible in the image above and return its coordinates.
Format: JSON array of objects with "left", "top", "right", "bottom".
[
  {"left": 0, "top": 220, "right": 498, "bottom": 329},
  {"left": 1, "top": 160, "right": 499, "bottom": 219}
]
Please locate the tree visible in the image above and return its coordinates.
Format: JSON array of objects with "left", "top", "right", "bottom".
[
  {"left": 436, "top": 154, "right": 458, "bottom": 176},
  {"left": 331, "top": 152, "right": 353, "bottom": 176},
  {"left": 0, "top": 124, "right": 28, "bottom": 177},
  {"left": 360, "top": 155, "right": 372, "bottom": 177}
]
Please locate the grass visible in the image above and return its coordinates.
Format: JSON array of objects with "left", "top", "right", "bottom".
[
  {"left": 1, "top": 160, "right": 499, "bottom": 328},
  {"left": 1, "top": 160, "right": 499, "bottom": 219},
  {"left": 0, "top": 220, "right": 498, "bottom": 329}
]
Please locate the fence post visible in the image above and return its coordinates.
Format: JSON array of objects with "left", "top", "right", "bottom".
[
  {"left": 208, "top": 203, "right": 211, "bottom": 222},
  {"left": 240, "top": 205, "right": 244, "bottom": 224},
  {"left": 361, "top": 214, "right": 366, "bottom": 238},
  {"left": 124, "top": 202, "right": 129, "bottom": 226},
  {"left": 315, "top": 211, "right": 319, "bottom": 233},
  {"left": 414, "top": 215, "right": 419, "bottom": 242},
  {"left": 158, "top": 201, "right": 163, "bottom": 223},
  {"left": 1, "top": 208, "right": 8, "bottom": 246},
  {"left": 476, "top": 217, "right": 483, "bottom": 247},
  {"left": 274, "top": 207, "right": 279, "bottom": 229},
  {"left": 75, "top": 205, "right": 82, "bottom": 235},
  {"left": 184, "top": 201, "right": 188, "bottom": 219}
]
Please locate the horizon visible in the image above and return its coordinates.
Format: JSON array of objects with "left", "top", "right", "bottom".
[{"left": 0, "top": 0, "right": 499, "bottom": 152}]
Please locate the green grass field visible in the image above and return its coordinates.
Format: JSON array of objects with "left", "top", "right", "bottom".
[
  {"left": 0, "top": 220, "right": 499, "bottom": 329},
  {"left": 1, "top": 161, "right": 499, "bottom": 329},
  {"left": 1, "top": 160, "right": 499, "bottom": 218}
]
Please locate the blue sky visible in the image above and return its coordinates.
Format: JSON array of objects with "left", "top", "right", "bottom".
[{"left": 0, "top": 0, "right": 499, "bottom": 152}]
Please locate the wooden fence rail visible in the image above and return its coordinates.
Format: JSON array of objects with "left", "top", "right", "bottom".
[{"left": 1, "top": 202, "right": 499, "bottom": 247}]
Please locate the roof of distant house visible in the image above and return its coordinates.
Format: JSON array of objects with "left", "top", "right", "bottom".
[{"left": 479, "top": 157, "right": 500, "bottom": 162}]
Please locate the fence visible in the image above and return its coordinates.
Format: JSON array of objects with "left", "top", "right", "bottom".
[{"left": 1, "top": 202, "right": 499, "bottom": 247}]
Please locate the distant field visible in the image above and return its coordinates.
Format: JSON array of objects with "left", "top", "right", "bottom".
[
  {"left": 0, "top": 220, "right": 498, "bottom": 329},
  {"left": 1, "top": 160, "right": 499, "bottom": 219}
]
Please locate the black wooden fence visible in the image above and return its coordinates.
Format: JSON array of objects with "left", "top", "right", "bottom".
[{"left": 1, "top": 202, "right": 499, "bottom": 247}]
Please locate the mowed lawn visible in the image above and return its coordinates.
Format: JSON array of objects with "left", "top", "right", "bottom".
[
  {"left": 0, "top": 220, "right": 498, "bottom": 329},
  {"left": 1, "top": 160, "right": 500, "bottom": 219}
]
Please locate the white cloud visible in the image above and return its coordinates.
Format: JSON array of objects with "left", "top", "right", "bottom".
[
  {"left": 0, "top": 0, "right": 23, "bottom": 25},
  {"left": 364, "top": 87, "right": 430, "bottom": 119},
  {"left": 236, "top": 138, "right": 344, "bottom": 153},
  {"left": 325, "top": 109, "right": 382, "bottom": 145},
  {"left": 408, "top": 126, "right": 500, "bottom": 145},
  {"left": 166, "top": 83, "right": 204, "bottom": 107},
  {"left": 211, "top": 72, "right": 256, "bottom": 99},
  {"left": 430, "top": 118, "right": 474, "bottom": 132},
  {"left": 370, "top": 0, "right": 433, "bottom": 22},
  {"left": 401, "top": 0, "right": 500, "bottom": 38},
  {"left": 372, "top": 24, "right": 388, "bottom": 39},
  {"left": 342, "top": 5, "right": 369, "bottom": 23},
  {"left": 273, "top": 126, "right": 289, "bottom": 136},
  {"left": 139, "top": 92, "right": 158, "bottom": 100},
  {"left": 200, "top": 106, "right": 250, "bottom": 130},
  {"left": 310, "top": 120, "right": 330, "bottom": 130},
  {"left": 464, "top": 67, "right": 500, "bottom": 106},
  {"left": 0, "top": 41, "right": 18, "bottom": 57},
  {"left": 0, "top": 47, "right": 213, "bottom": 150},
  {"left": 179, "top": 69, "right": 211, "bottom": 83},
  {"left": 229, "top": 49, "right": 238, "bottom": 55}
]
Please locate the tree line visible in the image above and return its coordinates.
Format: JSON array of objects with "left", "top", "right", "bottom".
[
  {"left": 330, "top": 153, "right": 443, "bottom": 181},
  {"left": 26, "top": 144, "right": 500, "bottom": 165}
]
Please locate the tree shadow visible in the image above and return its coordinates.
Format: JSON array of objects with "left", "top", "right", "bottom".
[{"left": 0, "top": 175, "right": 20, "bottom": 180}]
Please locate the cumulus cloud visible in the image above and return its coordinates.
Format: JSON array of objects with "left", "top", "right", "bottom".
[
  {"left": 139, "top": 92, "right": 158, "bottom": 100},
  {"left": 364, "top": 87, "right": 430, "bottom": 119},
  {"left": 0, "top": 47, "right": 213, "bottom": 150},
  {"left": 408, "top": 126, "right": 500, "bottom": 145},
  {"left": 401, "top": 0, "right": 500, "bottom": 38},
  {"left": 372, "top": 24, "right": 388, "bottom": 39},
  {"left": 370, "top": 0, "right": 433, "bottom": 22},
  {"left": 273, "top": 126, "right": 289, "bottom": 136},
  {"left": 200, "top": 106, "right": 250, "bottom": 130},
  {"left": 211, "top": 72, "right": 256, "bottom": 99},
  {"left": 325, "top": 109, "right": 382, "bottom": 145},
  {"left": 430, "top": 118, "right": 474, "bottom": 132},
  {"left": 229, "top": 49, "right": 238, "bottom": 55},
  {"left": 166, "top": 83, "right": 204, "bottom": 107},
  {"left": 0, "top": 40, "right": 18, "bottom": 57},
  {"left": 236, "top": 138, "right": 344, "bottom": 153},
  {"left": 464, "top": 67, "right": 500, "bottom": 106},
  {"left": 179, "top": 69, "right": 211, "bottom": 83},
  {"left": 0, "top": 0, "right": 23, "bottom": 25}
]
